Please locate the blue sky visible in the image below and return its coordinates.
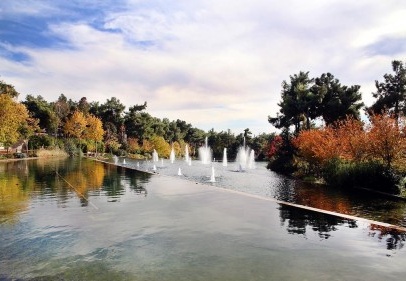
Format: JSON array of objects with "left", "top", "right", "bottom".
[{"left": 1, "top": 0, "right": 406, "bottom": 135}]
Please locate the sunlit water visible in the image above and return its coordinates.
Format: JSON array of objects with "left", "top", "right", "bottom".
[{"left": 1, "top": 157, "right": 406, "bottom": 280}]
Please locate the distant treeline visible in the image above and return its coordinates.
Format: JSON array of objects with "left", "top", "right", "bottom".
[{"left": 0, "top": 81, "right": 274, "bottom": 160}]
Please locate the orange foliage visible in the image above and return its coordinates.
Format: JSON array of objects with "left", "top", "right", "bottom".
[
  {"left": 127, "top": 137, "right": 140, "bottom": 153},
  {"left": 335, "top": 117, "right": 369, "bottom": 162},
  {"left": 368, "top": 114, "right": 406, "bottom": 168},
  {"left": 141, "top": 139, "right": 153, "bottom": 153},
  {"left": 293, "top": 113, "right": 406, "bottom": 170},
  {"left": 292, "top": 127, "right": 341, "bottom": 165}
]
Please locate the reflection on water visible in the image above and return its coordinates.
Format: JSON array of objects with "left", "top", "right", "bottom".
[
  {"left": 120, "top": 158, "right": 406, "bottom": 228},
  {"left": 1, "top": 158, "right": 406, "bottom": 280},
  {"left": 278, "top": 204, "right": 358, "bottom": 239},
  {"left": 0, "top": 174, "right": 29, "bottom": 224},
  {"left": 279, "top": 203, "right": 406, "bottom": 251},
  {"left": 275, "top": 179, "right": 406, "bottom": 227},
  {"left": 0, "top": 158, "right": 150, "bottom": 222}
]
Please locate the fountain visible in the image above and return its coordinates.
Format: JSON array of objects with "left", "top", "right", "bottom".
[
  {"left": 170, "top": 147, "right": 175, "bottom": 163},
  {"left": 223, "top": 148, "right": 228, "bottom": 167},
  {"left": 185, "top": 145, "right": 190, "bottom": 163},
  {"left": 161, "top": 158, "right": 164, "bottom": 167},
  {"left": 123, "top": 159, "right": 126, "bottom": 165},
  {"left": 113, "top": 155, "right": 118, "bottom": 164},
  {"left": 248, "top": 150, "right": 256, "bottom": 169},
  {"left": 178, "top": 167, "right": 182, "bottom": 176},
  {"left": 209, "top": 166, "right": 216, "bottom": 182},
  {"left": 136, "top": 162, "right": 140, "bottom": 168},
  {"left": 152, "top": 165, "right": 157, "bottom": 172},
  {"left": 152, "top": 149, "right": 159, "bottom": 162},
  {"left": 235, "top": 138, "right": 255, "bottom": 171},
  {"left": 198, "top": 137, "right": 212, "bottom": 164}
]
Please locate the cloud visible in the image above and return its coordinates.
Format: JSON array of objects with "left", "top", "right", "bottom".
[{"left": 1, "top": 0, "right": 406, "bottom": 134}]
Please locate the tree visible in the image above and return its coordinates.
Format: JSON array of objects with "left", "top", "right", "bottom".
[
  {"left": 311, "top": 73, "right": 363, "bottom": 125},
  {"left": 293, "top": 126, "right": 341, "bottom": 170},
  {"left": 334, "top": 117, "right": 369, "bottom": 162},
  {"left": 83, "top": 114, "right": 104, "bottom": 154},
  {"left": 78, "top": 97, "right": 90, "bottom": 115},
  {"left": 0, "top": 94, "right": 30, "bottom": 147},
  {"left": 99, "top": 97, "right": 126, "bottom": 127},
  {"left": 23, "top": 95, "right": 59, "bottom": 134},
  {"left": 368, "top": 114, "right": 406, "bottom": 168},
  {"left": 150, "top": 135, "right": 171, "bottom": 158},
  {"left": 63, "top": 111, "right": 87, "bottom": 140},
  {"left": 0, "top": 80, "right": 20, "bottom": 98},
  {"left": 127, "top": 137, "right": 141, "bottom": 154},
  {"left": 370, "top": 60, "right": 406, "bottom": 120},
  {"left": 269, "top": 71, "right": 317, "bottom": 134}
]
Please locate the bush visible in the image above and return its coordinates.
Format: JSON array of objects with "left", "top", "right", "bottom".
[
  {"left": 63, "top": 138, "right": 78, "bottom": 156},
  {"left": 323, "top": 159, "right": 401, "bottom": 194},
  {"left": 29, "top": 135, "right": 54, "bottom": 149}
]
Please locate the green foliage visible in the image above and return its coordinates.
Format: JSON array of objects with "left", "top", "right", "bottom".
[
  {"left": 29, "top": 135, "right": 54, "bottom": 149},
  {"left": 23, "top": 95, "right": 59, "bottom": 134},
  {"left": 269, "top": 71, "right": 363, "bottom": 133},
  {"left": 63, "top": 138, "right": 79, "bottom": 156},
  {"left": 267, "top": 129, "right": 296, "bottom": 175},
  {"left": 323, "top": 159, "right": 401, "bottom": 194},
  {"left": 0, "top": 80, "right": 20, "bottom": 98},
  {"left": 269, "top": 71, "right": 315, "bottom": 133},
  {"left": 370, "top": 60, "right": 406, "bottom": 120},
  {"left": 311, "top": 73, "right": 363, "bottom": 125}
]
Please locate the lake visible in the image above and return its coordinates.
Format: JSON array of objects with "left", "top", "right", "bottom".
[{"left": 1, "top": 157, "right": 406, "bottom": 280}]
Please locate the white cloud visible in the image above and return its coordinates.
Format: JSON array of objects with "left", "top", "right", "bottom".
[{"left": 1, "top": 0, "right": 406, "bottom": 135}]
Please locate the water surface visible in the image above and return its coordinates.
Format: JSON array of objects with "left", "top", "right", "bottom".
[{"left": 1, "top": 158, "right": 406, "bottom": 280}]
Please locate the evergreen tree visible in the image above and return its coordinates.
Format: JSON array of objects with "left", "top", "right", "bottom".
[{"left": 370, "top": 60, "right": 406, "bottom": 120}]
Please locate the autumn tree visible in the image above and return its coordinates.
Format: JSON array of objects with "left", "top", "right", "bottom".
[
  {"left": 334, "top": 117, "right": 369, "bottom": 162},
  {"left": 83, "top": 114, "right": 104, "bottom": 142},
  {"left": 368, "top": 114, "right": 406, "bottom": 168},
  {"left": 292, "top": 126, "right": 341, "bottom": 174},
  {"left": 63, "top": 111, "right": 87, "bottom": 140},
  {"left": 0, "top": 94, "right": 30, "bottom": 148},
  {"left": 83, "top": 114, "right": 104, "bottom": 155},
  {"left": 127, "top": 137, "right": 141, "bottom": 154},
  {"left": 150, "top": 135, "right": 171, "bottom": 158}
]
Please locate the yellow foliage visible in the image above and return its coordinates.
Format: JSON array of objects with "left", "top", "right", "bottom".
[
  {"left": 63, "top": 111, "right": 87, "bottom": 138},
  {"left": 0, "top": 94, "right": 29, "bottom": 146},
  {"left": 84, "top": 114, "right": 104, "bottom": 142},
  {"left": 150, "top": 135, "right": 171, "bottom": 158}
]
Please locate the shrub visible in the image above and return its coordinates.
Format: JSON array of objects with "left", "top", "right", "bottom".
[
  {"left": 29, "top": 135, "right": 54, "bottom": 149},
  {"left": 323, "top": 159, "right": 400, "bottom": 194},
  {"left": 63, "top": 138, "right": 78, "bottom": 156}
]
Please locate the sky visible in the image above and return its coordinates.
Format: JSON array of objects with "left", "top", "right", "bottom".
[{"left": 1, "top": 0, "right": 406, "bottom": 135}]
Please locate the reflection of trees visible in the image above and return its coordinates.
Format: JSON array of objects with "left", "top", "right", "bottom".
[
  {"left": 0, "top": 158, "right": 150, "bottom": 223},
  {"left": 275, "top": 180, "right": 353, "bottom": 215},
  {"left": 279, "top": 204, "right": 406, "bottom": 251},
  {"left": 294, "top": 183, "right": 353, "bottom": 215},
  {"left": 275, "top": 180, "right": 406, "bottom": 228},
  {"left": 278, "top": 204, "right": 358, "bottom": 239},
  {"left": 128, "top": 170, "right": 150, "bottom": 196},
  {"left": 61, "top": 160, "right": 106, "bottom": 206},
  {"left": 0, "top": 175, "right": 29, "bottom": 224},
  {"left": 102, "top": 165, "right": 150, "bottom": 200},
  {"left": 368, "top": 224, "right": 406, "bottom": 251}
]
